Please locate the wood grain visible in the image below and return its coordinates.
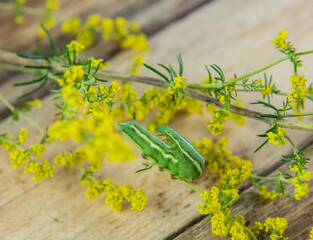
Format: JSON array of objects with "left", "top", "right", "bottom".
[{"left": 0, "top": 0, "right": 313, "bottom": 239}]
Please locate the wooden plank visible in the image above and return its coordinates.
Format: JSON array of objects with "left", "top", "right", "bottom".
[{"left": 0, "top": 0, "right": 313, "bottom": 239}]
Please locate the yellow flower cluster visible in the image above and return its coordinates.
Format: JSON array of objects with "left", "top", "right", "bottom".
[
  {"left": 88, "top": 57, "right": 109, "bottom": 70},
  {"left": 167, "top": 74, "right": 187, "bottom": 95},
  {"left": 206, "top": 109, "right": 230, "bottom": 135},
  {"left": 197, "top": 187, "right": 221, "bottom": 215},
  {"left": 90, "top": 179, "right": 148, "bottom": 212},
  {"left": 62, "top": 16, "right": 149, "bottom": 51},
  {"left": 14, "top": 0, "right": 26, "bottom": 24},
  {"left": 261, "top": 85, "right": 273, "bottom": 97},
  {"left": 54, "top": 152, "right": 83, "bottom": 168},
  {"left": 272, "top": 30, "right": 289, "bottom": 50},
  {"left": 27, "top": 99, "right": 42, "bottom": 109},
  {"left": 39, "top": 0, "right": 60, "bottom": 37},
  {"left": 16, "top": 127, "right": 29, "bottom": 143},
  {"left": 193, "top": 137, "right": 252, "bottom": 187},
  {"left": 1, "top": 128, "right": 54, "bottom": 182},
  {"left": 259, "top": 185, "right": 279, "bottom": 200},
  {"left": 264, "top": 217, "right": 288, "bottom": 239},
  {"left": 286, "top": 74, "right": 308, "bottom": 111},
  {"left": 65, "top": 41, "right": 85, "bottom": 62},
  {"left": 267, "top": 127, "right": 287, "bottom": 145},
  {"left": 198, "top": 188, "right": 248, "bottom": 239},
  {"left": 24, "top": 159, "right": 54, "bottom": 182},
  {"left": 129, "top": 55, "right": 145, "bottom": 75},
  {"left": 116, "top": 84, "right": 194, "bottom": 128},
  {"left": 290, "top": 165, "right": 312, "bottom": 200},
  {"left": 48, "top": 115, "right": 134, "bottom": 169}
]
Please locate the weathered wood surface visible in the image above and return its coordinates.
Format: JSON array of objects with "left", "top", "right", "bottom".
[{"left": 0, "top": 0, "right": 313, "bottom": 239}]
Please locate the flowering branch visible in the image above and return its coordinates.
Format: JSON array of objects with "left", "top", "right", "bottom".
[{"left": 1, "top": 49, "right": 312, "bottom": 132}]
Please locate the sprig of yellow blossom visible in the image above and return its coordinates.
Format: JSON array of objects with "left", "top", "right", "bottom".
[{"left": 62, "top": 16, "right": 149, "bottom": 51}]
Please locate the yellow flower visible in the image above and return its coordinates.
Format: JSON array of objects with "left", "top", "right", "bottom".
[
  {"left": 17, "top": 127, "right": 29, "bottom": 143},
  {"left": 267, "top": 127, "right": 287, "bottom": 146},
  {"left": 46, "top": 0, "right": 59, "bottom": 11},
  {"left": 261, "top": 85, "right": 273, "bottom": 97},
  {"left": 130, "top": 189, "right": 148, "bottom": 211},
  {"left": 66, "top": 40, "right": 85, "bottom": 54},
  {"left": 54, "top": 152, "right": 83, "bottom": 168},
  {"left": 28, "top": 99, "right": 42, "bottom": 108},
  {"left": 167, "top": 74, "right": 187, "bottom": 95},
  {"left": 30, "top": 159, "right": 54, "bottom": 182},
  {"left": 77, "top": 31, "right": 95, "bottom": 48},
  {"left": 62, "top": 17, "right": 81, "bottom": 34},
  {"left": 259, "top": 185, "right": 278, "bottom": 200},
  {"left": 29, "top": 144, "right": 46, "bottom": 158},
  {"left": 86, "top": 14, "right": 101, "bottom": 29},
  {"left": 197, "top": 187, "right": 221, "bottom": 215},
  {"left": 102, "top": 18, "right": 114, "bottom": 39},
  {"left": 61, "top": 86, "right": 82, "bottom": 108},
  {"left": 15, "top": 15, "right": 24, "bottom": 24},
  {"left": 85, "top": 183, "right": 104, "bottom": 200},
  {"left": 291, "top": 177, "right": 309, "bottom": 200},
  {"left": 129, "top": 55, "right": 145, "bottom": 75},
  {"left": 10, "top": 146, "right": 30, "bottom": 169},
  {"left": 272, "top": 30, "right": 289, "bottom": 50},
  {"left": 264, "top": 217, "right": 288, "bottom": 235},
  {"left": 207, "top": 123, "right": 224, "bottom": 136}
]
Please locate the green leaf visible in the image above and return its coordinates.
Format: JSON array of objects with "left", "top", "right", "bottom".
[
  {"left": 259, "top": 114, "right": 277, "bottom": 118},
  {"left": 16, "top": 53, "right": 45, "bottom": 60},
  {"left": 40, "top": 24, "right": 55, "bottom": 57},
  {"left": 157, "top": 63, "right": 174, "bottom": 81},
  {"left": 13, "top": 75, "right": 46, "bottom": 86},
  {"left": 177, "top": 53, "right": 183, "bottom": 76},
  {"left": 144, "top": 63, "right": 169, "bottom": 83},
  {"left": 24, "top": 65, "right": 49, "bottom": 69},
  {"left": 17, "top": 78, "right": 48, "bottom": 99},
  {"left": 254, "top": 139, "right": 269, "bottom": 153}
]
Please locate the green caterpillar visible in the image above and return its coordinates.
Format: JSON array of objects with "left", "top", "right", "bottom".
[{"left": 117, "top": 120, "right": 205, "bottom": 180}]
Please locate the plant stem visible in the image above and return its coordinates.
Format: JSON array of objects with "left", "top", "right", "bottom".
[
  {"left": 251, "top": 174, "right": 291, "bottom": 183},
  {"left": 0, "top": 62, "right": 35, "bottom": 73},
  {"left": 77, "top": 166, "right": 98, "bottom": 184},
  {"left": 228, "top": 216, "right": 257, "bottom": 240},
  {"left": 187, "top": 55, "right": 290, "bottom": 89},
  {"left": 182, "top": 179, "right": 203, "bottom": 194},
  {"left": 0, "top": 93, "right": 45, "bottom": 136},
  {"left": 285, "top": 134, "right": 298, "bottom": 155},
  {"left": 1, "top": 49, "right": 313, "bottom": 132}
]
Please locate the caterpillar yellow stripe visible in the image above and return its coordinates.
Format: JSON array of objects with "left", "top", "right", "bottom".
[{"left": 117, "top": 120, "right": 205, "bottom": 180}]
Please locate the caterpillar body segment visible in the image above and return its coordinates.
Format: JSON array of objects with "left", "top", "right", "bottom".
[
  {"left": 156, "top": 125, "right": 205, "bottom": 180},
  {"left": 117, "top": 120, "right": 204, "bottom": 180}
]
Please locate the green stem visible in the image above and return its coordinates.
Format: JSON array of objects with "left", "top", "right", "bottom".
[
  {"left": 0, "top": 93, "right": 45, "bottom": 135},
  {"left": 296, "top": 50, "right": 313, "bottom": 56},
  {"left": 182, "top": 179, "right": 203, "bottom": 194},
  {"left": 187, "top": 55, "right": 290, "bottom": 89},
  {"left": 0, "top": 62, "right": 35, "bottom": 73},
  {"left": 77, "top": 166, "right": 98, "bottom": 184},
  {"left": 281, "top": 112, "right": 313, "bottom": 117},
  {"left": 235, "top": 178, "right": 249, "bottom": 190},
  {"left": 285, "top": 134, "right": 298, "bottom": 155},
  {"left": 228, "top": 216, "right": 257, "bottom": 240},
  {"left": 251, "top": 174, "right": 291, "bottom": 183}
]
